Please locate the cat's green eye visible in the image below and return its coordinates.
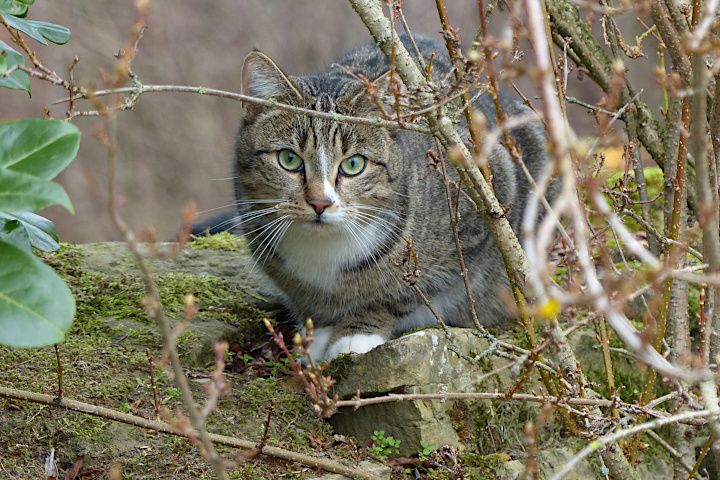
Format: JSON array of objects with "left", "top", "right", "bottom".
[
  {"left": 277, "top": 149, "right": 304, "bottom": 172},
  {"left": 339, "top": 154, "right": 366, "bottom": 177}
]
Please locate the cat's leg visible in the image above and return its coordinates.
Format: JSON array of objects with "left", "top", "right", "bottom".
[
  {"left": 300, "top": 325, "right": 385, "bottom": 362},
  {"left": 323, "top": 332, "right": 386, "bottom": 360},
  {"left": 304, "top": 326, "right": 334, "bottom": 362},
  {"left": 318, "top": 310, "right": 393, "bottom": 361}
]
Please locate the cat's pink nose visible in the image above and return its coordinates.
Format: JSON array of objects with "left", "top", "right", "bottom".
[{"left": 307, "top": 199, "right": 333, "bottom": 215}]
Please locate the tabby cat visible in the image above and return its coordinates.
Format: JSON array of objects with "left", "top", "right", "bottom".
[{"left": 225, "top": 35, "right": 554, "bottom": 361}]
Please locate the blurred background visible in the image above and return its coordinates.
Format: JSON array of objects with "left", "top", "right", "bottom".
[{"left": 0, "top": 1, "right": 634, "bottom": 244}]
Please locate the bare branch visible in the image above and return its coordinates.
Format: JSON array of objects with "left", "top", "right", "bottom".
[{"left": 53, "top": 84, "right": 434, "bottom": 134}]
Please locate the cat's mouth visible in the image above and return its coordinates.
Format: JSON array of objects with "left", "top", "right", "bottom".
[
  {"left": 298, "top": 215, "right": 341, "bottom": 233},
  {"left": 300, "top": 210, "right": 338, "bottom": 225},
  {"left": 307, "top": 216, "right": 332, "bottom": 228}
]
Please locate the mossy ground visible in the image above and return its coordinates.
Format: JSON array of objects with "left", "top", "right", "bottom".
[
  {"left": 0, "top": 242, "right": 346, "bottom": 479},
  {"left": 1, "top": 231, "right": 676, "bottom": 479}
]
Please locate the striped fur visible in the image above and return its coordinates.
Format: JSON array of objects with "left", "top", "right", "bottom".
[{"left": 231, "top": 35, "right": 556, "bottom": 361}]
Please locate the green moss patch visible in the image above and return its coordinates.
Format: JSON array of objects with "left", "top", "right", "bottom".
[{"left": 188, "top": 231, "right": 245, "bottom": 253}]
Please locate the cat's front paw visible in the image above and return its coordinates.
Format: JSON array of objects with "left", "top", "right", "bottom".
[
  {"left": 304, "top": 326, "right": 334, "bottom": 364},
  {"left": 323, "top": 334, "right": 386, "bottom": 361}
]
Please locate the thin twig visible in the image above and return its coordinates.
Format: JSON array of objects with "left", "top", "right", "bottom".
[
  {"left": 434, "top": 139, "right": 481, "bottom": 329},
  {"left": 53, "top": 344, "right": 64, "bottom": 399},
  {"left": 688, "top": 435, "right": 714, "bottom": 480},
  {"left": 257, "top": 400, "right": 276, "bottom": 452},
  {"left": 336, "top": 390, "right": 703, "bottom": 424},
  {"left": 146, "top": 349, "right": 160, "bottom": 417},
  {"left": 53, "top": 84, "right": 433, "bottom": 134}
]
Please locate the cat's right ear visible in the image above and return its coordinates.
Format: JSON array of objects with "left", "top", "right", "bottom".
[{"left": 241, "top": 51, "right": 302, "bottom": 121}]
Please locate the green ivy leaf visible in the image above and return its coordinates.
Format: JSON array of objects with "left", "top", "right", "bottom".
[
  {"left": 1, "top": 14, "right": 47, "bottom": 45},
  {"left": 0, "top": 119, "right": 81, "bottom": 180},
  {"left": 0, "top": 169, "right": 74, "bottom": 214},
  {"left": 0, "top": 0, "right": 32, "bottom": 16},
  {"left": 1, "top": 15, "right": 69, "bottom": 45},
  {"left": 0, "top": 39, "right": 31, "bottom": 95},
  {"left": 0, "top": 240, "right": 75, "bottom": 348},
  {"left": 28, "top": 20, "right": 70, "bottom": 45},
  {"left": 0, "top": 212, "right": 59, "bottom": 252}
]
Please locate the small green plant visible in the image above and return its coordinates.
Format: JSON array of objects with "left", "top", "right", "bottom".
[
  {"left": 418, "top": 440, "right": 438, "bottom": 458},
  {"left": 264, "top": 360, "right": 284, "bottom": 377},
  {"left": 264, "top": 355, "right": 297, "bottom": 376},
  {"left": 156, "top": 371, "right": 182, "bottom": 404},
  {"left": 369, "top": 430, "right": 401, "bottom": 460},
  {"left": 161, "top": 386, "right": 182, "bottom": 405},
  {"left": 232, "top": 352, "right": 254, "bottom": 366}
]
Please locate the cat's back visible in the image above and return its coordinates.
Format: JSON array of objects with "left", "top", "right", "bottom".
[{"left": 320, "top": 34, "right": 451, "bottom": 82}]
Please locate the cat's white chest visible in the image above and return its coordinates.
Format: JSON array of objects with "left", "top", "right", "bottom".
[{"left": 275, "top": 221, "right": 381, "bottom": 291}]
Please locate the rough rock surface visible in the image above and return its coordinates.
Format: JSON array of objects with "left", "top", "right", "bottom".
[
  {"left": 329, "top": 328, "right": 540, "bottom": 457},
  {"left": 328, "top": 328, "right": 671, "bottom": 478}
]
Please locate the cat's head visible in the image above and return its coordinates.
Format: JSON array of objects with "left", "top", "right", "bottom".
[{"left": 233, "top": 51, "right": 406, "bottom": 246}]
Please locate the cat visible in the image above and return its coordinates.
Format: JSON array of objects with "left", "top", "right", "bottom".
[{"left": 219, "top": 34, "right": 555, "bottom": 361}]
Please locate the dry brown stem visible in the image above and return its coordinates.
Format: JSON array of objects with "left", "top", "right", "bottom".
[{"left": 93, "top": 3, "right": 230, "bottom": 477}]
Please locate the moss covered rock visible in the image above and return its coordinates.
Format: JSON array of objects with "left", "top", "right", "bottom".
[{"left": 0, "top": 241, "right": 337, "bottom": 479}]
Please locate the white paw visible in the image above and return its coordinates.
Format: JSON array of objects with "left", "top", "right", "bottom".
[
  {"left": 323, "top": 334, "right": 386, "bottom": 361},
  {"left": 303, "top": 326, "right": 334, "bottom": 364}
]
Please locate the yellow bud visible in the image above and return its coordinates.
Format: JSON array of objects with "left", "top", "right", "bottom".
[
  {"left": 306, "top": 318, "right": 314, "bottom": 331},
  {"left": 539, "top": 298, "right": 562, "bottom": 319},
  {"left": 612, "top": 57, "right": 626, "bottom": 73},
  {"left": 263, "top": 318, "right": 273, "bottom": 331},
  {"left": 184, "top": 293, "right": 195, "bottom": 307},
  {"left": 294, "top": 333, "right": 302, "bottom": 347}
]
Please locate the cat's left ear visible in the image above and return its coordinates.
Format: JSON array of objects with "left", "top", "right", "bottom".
[{"left": 241, "top": 51, "right": 302, "bottom": 121}]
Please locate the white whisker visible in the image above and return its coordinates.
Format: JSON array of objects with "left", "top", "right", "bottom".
[
  {"left": 249, "top": 216, "right": 292, "bottom": 273},
  {"left": 389, "top": 189, "right": 416, "bottom": 199},
  {"left": 344, "top": 221, "right": 397, "bottom": 287},
  {"left": 235, "top": 199, "right": 285, "bottom": 205},
  {"left": 228, "top": 208, "right": 282, "bottom": 230},
  {"left": 352, "top": 209, "right": 404, "bottom": 240},
  {"left": 264, "top": 220, "right": 293, "bottom": 267},
  {"left": 197, "top": 199, "right": 284, "bottom": 216},
  {"left": 354, "top": 204, "right": 407, "bottom": 218},
  {"left": 243, "top": 215, "right": 289, "bottom": 249}
]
